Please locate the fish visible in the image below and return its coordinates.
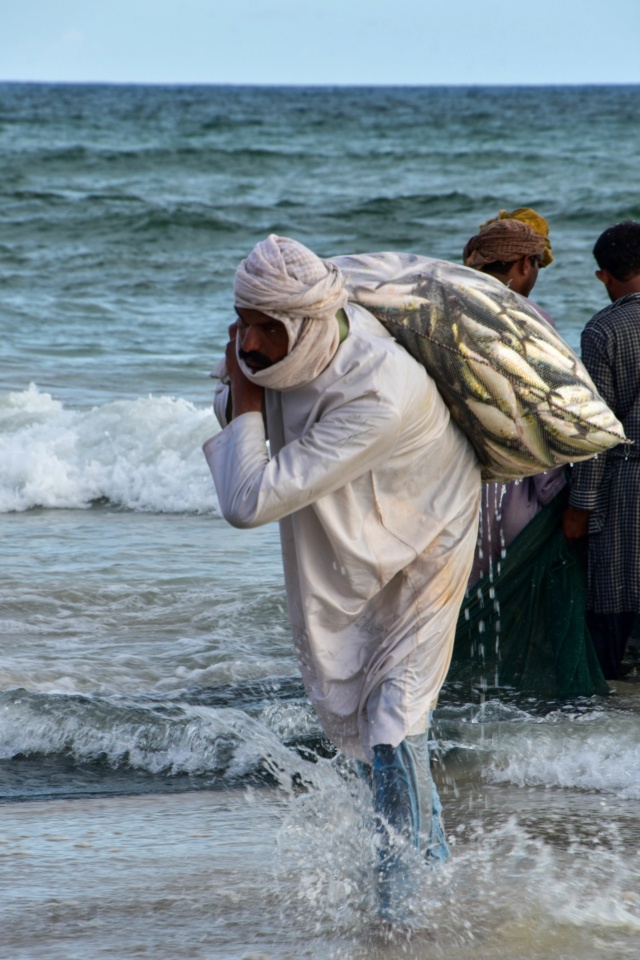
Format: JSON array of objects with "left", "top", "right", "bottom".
[
  {"left": 448, "top": 284, "right": 523, "bottom": 339},
  {"left": 537, "top": 411, "right": 582, "bottom": 443},
  {"left": 332, "top": 250, "right": 629, "bottom": 481},
  {"left": 459, "top": 313, "right": 502, "bottom": 343},
  {"left": 452, "top": 339, "right": 489, "bottom": 367},
  {"left": 551, "top": 383, "right": 597, "bottom": 406},
  {"left": 524, "top": 337, "right": 577, "bottom": 374},
  {"left": 515, "top": 413, "right": 556, "bottom": 466},
  {"left": 485, "top": 341, "right": 550, "bottom": 395},
  {"left": 459, "top": 362, "right": 493, "bottom": 403},
  {"left": 481, "top": 437, "right": 542, "bottom": 481},
  {"left": 352, "top": 284, "right": 426, "bottom": 313},
  {"left": 551, "top": 431, "right": 627, "bottom": 456},
  {"left": 466, "top": 359, "right": 519, "bottom": 419},
  {"left": 506, "top": 308, "right": 562, "bottom": 346},
  {"left": 467, "top": 399, "right": 520, "bottom": 441}
]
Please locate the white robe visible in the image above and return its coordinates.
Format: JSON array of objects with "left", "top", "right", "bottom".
[{"left": 203, "top": 304, "right": 481, "bottom": 761}]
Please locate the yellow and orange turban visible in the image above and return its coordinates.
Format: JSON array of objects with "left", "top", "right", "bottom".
[
  {"left": 479, "top": 207, "right": 554, "bottom": 267},
  {"left": 463, "top": 219, "right": 547, "bottom": 270}
]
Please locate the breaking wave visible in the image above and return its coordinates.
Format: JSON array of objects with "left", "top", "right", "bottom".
[{"left": 0, "top": 384, "right": 220, "bottom": 513}]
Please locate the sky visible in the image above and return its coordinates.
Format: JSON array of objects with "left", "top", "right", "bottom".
[{"left": 2, "top": 0, "right": 640, "bottom": 87}]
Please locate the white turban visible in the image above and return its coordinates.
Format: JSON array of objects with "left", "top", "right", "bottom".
[{"left": 233, "top": 235, "right": 348, "bottom": 390}]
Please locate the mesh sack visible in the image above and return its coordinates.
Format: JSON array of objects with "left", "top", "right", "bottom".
[{"left": 332, "top": 252, "right": 628, "bottom": 482}]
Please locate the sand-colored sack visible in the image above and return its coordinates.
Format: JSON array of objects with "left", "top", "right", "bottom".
[{"left": 333, "top": 252, "right": 628, "bottom": 482}]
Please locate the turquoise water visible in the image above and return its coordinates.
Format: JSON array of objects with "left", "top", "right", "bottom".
[{"left": 1, "top": 83, "right": 640, "bottom": 957}]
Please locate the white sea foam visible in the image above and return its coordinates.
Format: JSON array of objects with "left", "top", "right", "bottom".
[
  {"left": 480, "top": 711, "right": 640, "bottom": 801},
  {"left": 0, "top": 384, "right": 221, "bottom": 513}
]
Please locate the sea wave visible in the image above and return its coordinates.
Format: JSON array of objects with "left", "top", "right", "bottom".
[
  {"left": 0, "top": 384, "right": 220, "bottom": 513},
  {"left": 437, "top": 700, "right": 640, "bottom": 801},
  {"left": 486, "top": 711, "right": 640, "bottom": 801},
  {"left": 0, "top": 685, "right": 326, "bottom": 801},
  {"left": 3, "top": 683, "right": 640, "bottom": 804}
]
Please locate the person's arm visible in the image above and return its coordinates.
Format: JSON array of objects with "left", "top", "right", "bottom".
[
  {"left": 204, "top": 384, "right": 402, "bottom": 529},
  {"left": 567, "top": 326, "right": 611, "bottom": 511},
  {"left": 532, "top": 465, "right": 566, "bottom": 506},
  {"left": 213, "top": 381, "right": 232, "bottom": 428},
  {"left": 563, "top": 325, "right": 612, "bottom": 540},
  {"left": 211, "top": 323, "right": 264, "bottom": 428},
  {"left": 562, "top": 504, "right": 590, "bottom": 542}
]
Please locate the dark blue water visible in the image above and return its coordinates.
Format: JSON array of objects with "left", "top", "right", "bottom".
[{"left": 3, "top": 84, "right": 640, "bottom": 407}]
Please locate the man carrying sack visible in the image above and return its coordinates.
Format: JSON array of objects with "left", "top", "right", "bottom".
[{"left": 203, "top": 234, "right": 482, "bottom": 927}]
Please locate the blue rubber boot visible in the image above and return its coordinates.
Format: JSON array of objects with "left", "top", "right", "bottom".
[{"left": 372, "top": 735, "right": 449, "bottom": 925}]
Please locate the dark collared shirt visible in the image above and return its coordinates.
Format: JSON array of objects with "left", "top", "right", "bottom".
[{"left": 569, "top": 292, "right": 640, "bottom": 612}]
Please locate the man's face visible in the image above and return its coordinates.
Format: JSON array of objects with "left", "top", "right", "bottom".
[
  {"left": 235, "top": 308, "right": 289, "bottom": 371},
  {"left": 519, "top": 254, "right": 541, "bottom": 298}
]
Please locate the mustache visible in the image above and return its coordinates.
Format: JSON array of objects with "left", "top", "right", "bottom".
[{"left": 238, "top": 348, "right": 273, "bottom": 369}]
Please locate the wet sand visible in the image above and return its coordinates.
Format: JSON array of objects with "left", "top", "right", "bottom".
[{"left": 2, "top": 761, "right": 639, "bottom": 960}]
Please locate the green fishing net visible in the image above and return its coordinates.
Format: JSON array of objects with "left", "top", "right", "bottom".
[{"left": 447, "top": 491, "right": 609, "bottom": 700}]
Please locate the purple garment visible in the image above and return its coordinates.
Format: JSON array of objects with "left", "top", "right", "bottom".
[
  {"left": 468, "top": 297, "right": 566, "bottom": 586},
  {"left": 468, "top": 469, "right": 566, "bottom": 586}
]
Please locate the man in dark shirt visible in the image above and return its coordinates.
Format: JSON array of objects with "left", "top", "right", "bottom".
[{"left": 563, "top": 221, "right": 640, "bottom": 679}]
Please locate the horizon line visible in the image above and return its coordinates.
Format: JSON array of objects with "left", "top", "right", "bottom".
[{"left": 1, "top": 79, "right": 639, "bottom": 90}]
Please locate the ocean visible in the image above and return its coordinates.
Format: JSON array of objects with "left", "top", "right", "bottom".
[{"left": 1, "top": 82, "right": 640, "bottom": 959}]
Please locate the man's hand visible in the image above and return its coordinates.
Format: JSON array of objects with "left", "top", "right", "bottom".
[
  {"left": 225, "top": 322, "right": 265, "bottom": 418},
  {"left": 562, "top": 506, "right": 590, "bottom": 543}
]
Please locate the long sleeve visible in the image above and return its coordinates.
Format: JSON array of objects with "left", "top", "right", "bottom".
[
  {"left": 568, "top": 326, "right": 611, "bottom": 510},
  {"left": 213, "top": 382, "right": 231, "bottom": 429},
  {"left": 203, "top": 389, "right": 402, "bottom": 529},
  {"left": 532, "top": 465, "right": 566, "bottom": 505}
]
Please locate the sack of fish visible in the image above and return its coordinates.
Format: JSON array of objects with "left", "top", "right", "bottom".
[{"left": 333, "top": 251, "right": 628, "bottom": 483}]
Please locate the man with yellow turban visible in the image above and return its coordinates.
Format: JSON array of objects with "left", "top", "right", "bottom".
[
  {"left": 463, "top": 214, "right": 551, "bottom": 299},
  {"left": 478, "top": 207, "right": 554, "bottom": 267},
  {"left": 203, "top": 234, "right": 481, "bottom": 927},
  {"left": 451, "top": 211, "right": 605, "bottom": 702},
  {"left": 461, "top": 210, "right": 566, "bottom": 587}
]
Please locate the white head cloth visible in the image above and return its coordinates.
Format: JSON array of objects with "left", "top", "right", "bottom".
[{"left": 233, "top": 234, "right": 348, "bottom": 390}]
